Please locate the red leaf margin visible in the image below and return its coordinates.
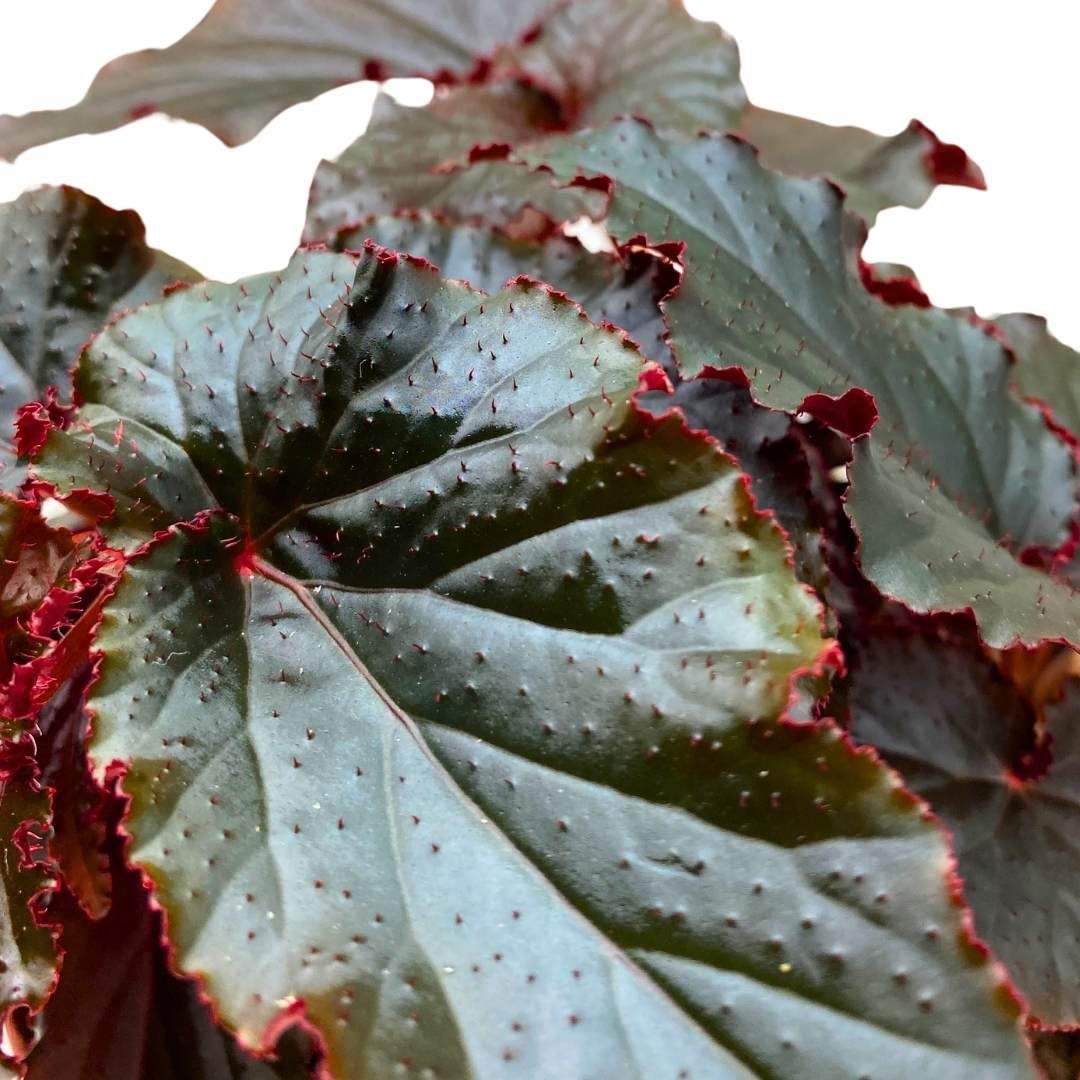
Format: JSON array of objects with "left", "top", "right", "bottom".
[{"left": 6, "top": 236, "right": 1035, "bottom": 1067}]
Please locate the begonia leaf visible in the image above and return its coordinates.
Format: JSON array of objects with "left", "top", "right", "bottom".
[
  {"left": 520, "top": 121, "right": 1078, "bottom": 647},
  {"left": 29, "top": 246, "right": 1036, "bottom": 1077}
]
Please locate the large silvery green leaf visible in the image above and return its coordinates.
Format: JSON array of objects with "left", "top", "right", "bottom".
[
  {"left": 849, "top": 625, "right": 1080, "bottom": 1025},
  {"left": 30, "top": 247, "right": 1034, "bottom": 1076},
  {"left": 0, "top": 186, "right": 196, "bottom": 466},
  {"left": 0, "top": 0, "right": 559, "bottom": 158},
  {"left": 520, "top": 121, "right": 1079, "bottom": 648},
  {"left": 739, "top": 107, "right": 985, "bottom": 224},
  {"left": 336, "top": 213, "right": 670, "bottom": 366},
  {"left": 996, "top": 313, "right": 1080, "bottom": 445},
  {"left": 305, "top": 0, "right": 744, "bottom": 239}
]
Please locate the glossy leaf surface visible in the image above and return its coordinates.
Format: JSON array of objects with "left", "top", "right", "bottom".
[
  {"left": 29, "top": 246, "right": 1038, "bottom": 1077},
  {"left": 521, "top": 121, "right": 1079, "bottom": 646},
  {"left": 336, "top": 213, "right": 670, "bottom": 365},
  {"left": 0, "top": 187, "right": 195, "bottom": 466}
]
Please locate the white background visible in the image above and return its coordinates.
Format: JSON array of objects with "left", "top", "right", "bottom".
[{"left": 0, "top": 1, "right": 1076, "bottom": 346}]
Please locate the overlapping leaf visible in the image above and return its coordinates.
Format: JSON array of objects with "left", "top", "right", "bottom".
[
  {"left": 739, "top": 107, "right": 985, "bottom": 224},
  {"left": 336, "top": 212, "right": 670, "bottom": 365},
  {"left": 849, "top": 623, "right": 1080, "bottom": 1025},
  {"left": 0, "top": 496, "right": 109, "bottom": 724},
  {"left": 0, "top": 186, "right": 196, "bottom": 477},
  {"left": 32, "top": 669, "right": 111, "bottom": 920},
  {"left": 307, "top": 2, "right": 981, "bottom": 242},
  {"left": 0, "top": 0, "right": 979, "bottom": 261},
  {"left": 305, "top": 87, "right": 596, "bottom": 242},
  {"left": 26, "top": 823, "right": 316, "bottom": 1079},
  {"left": 0, "top": 0, "right": 561, "bottom": 157},
  {"left": 638, "top": 372, "right": 833, "bottom": 599},
  {"left": 493, "top": 0, "right": 744, "bottom": 134},
  {"left": 0, "top": 498, "right": 79, "bottom": 720},
  {"left": 520, "top": 121, "right": 1079, "bottom": 647},
  {"left": 0, "top": 499, "right": 73, "bottom": 628},
  {"left": 305, "top": 0, "right": 744, "bottom": 238},
  {"left": 336, "top": 221, "right": 829, "bottom": 591},
  {"left": 996, "top": 313, "right": 1080, "bottom": 446},
  {"left": 28, "top": 246, "right": 1037, "bottom": 1077}
]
